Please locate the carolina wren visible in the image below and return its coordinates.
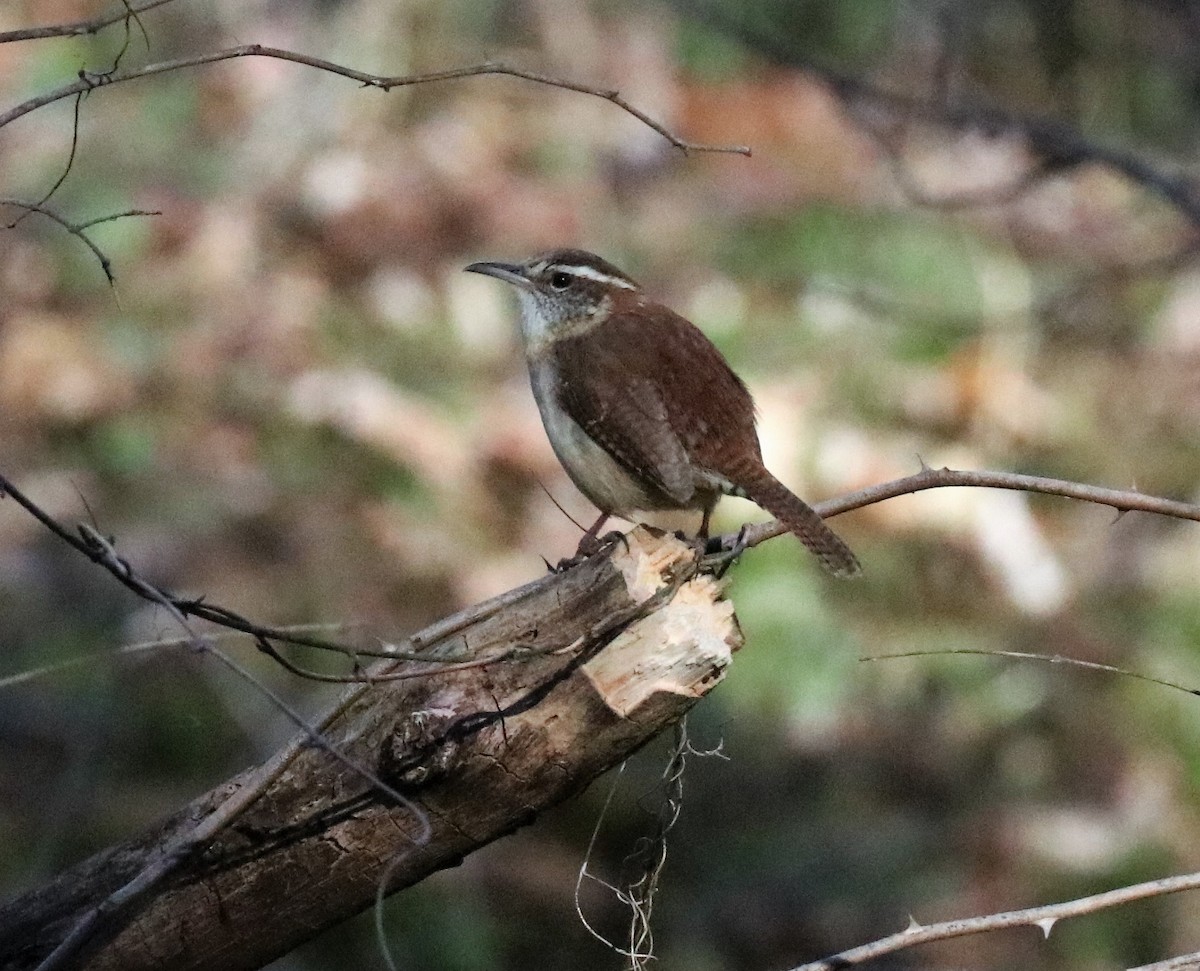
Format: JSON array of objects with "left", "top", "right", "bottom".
[{"left": 465, "top": 248, "right": 860, "bottom": 577}]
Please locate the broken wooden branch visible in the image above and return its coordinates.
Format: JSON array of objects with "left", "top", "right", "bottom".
[{"left": 0, "top": 528, "right": 742, "bottom": 971}]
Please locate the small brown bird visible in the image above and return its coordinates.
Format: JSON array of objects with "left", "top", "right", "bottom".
[{"left": 465, "top": 248, "right": 860, "bottom": 577}]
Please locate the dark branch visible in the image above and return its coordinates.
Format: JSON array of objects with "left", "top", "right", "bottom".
[
  {"left": 0, "top": 200, "right": 159, "bottom": 284},
  {"left": 0, "top": 0, "right": 178, "bottom": 44}
]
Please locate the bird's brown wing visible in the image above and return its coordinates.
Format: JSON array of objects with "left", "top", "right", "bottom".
[
  {"left": 554, "top": 306, "right": 764, "bottom": 502},
  {"left": 553, "top": 317, "right": 701, "bottom": 506},
  {"left": 643, "top": 310, "right": 762, "bottom": 475},
  {"left": 565, "top": 307, "right": 760, "bottom": 470}
]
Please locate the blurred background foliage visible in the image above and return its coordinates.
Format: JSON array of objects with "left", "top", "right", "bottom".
[{"left": 4, "top": 0, "right": 1200, "bottom": 968}]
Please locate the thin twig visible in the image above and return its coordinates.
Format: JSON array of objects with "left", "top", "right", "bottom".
[
  {"left": 12, "top": 94, "right": 85, "bottom": 220},
  {"left": 0, "top": 199, "right": 159, "bottom": 284},
  {"left": 0, "top": 0, "right": 178, "bottom": 44},
  {"left": 0, "top": 49, "right": 750, "bottom": 156},
  {"left": 863, "top": 648, "right": 1200, "bottom": 697},
  {"left": 0, "top": 470, "right": 533, "bottom": 661},
  {"left": 104, "top": 0, "right": 151, "bottom": 76},
  {"left": 704, "top": 464, "right": 1200, "bottom": 568},
  {"left": 256, "top": 640, "right": 540, "bottom": 684},
  {"left": 787, "top": 870, "right": 1200, "bottom": 971},
  {"left": 6, "top": 1, "right": 152, "bottom": 228},
  {"left": 0, "top": 623, "right": 352, "bottom": 690}
]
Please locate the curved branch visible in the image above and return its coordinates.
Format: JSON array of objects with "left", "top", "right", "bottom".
[
  {"left": 701, "top": 464, "right": 1200, "bottom": 567},
  {"left": 822, "top": 466, "right": 1200, "bottom": 522},
  {"left": 0, "top": 49, "right": 750, "bottom": 156}
]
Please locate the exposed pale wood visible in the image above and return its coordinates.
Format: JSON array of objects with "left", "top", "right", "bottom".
[{"left": 0, "top": 528, "right": 741, "bottom": 971}]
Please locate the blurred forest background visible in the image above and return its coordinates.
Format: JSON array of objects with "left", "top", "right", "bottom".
[{"left": 5, "top": 0, "right": 1200, "bottom": 968}]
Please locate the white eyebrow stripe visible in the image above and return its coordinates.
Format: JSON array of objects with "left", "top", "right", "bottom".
[{"left": 554, "top": 264, "right": 637, "bottom": 289}]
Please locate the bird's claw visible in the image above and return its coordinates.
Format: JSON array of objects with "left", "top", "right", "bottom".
[
  {"left": 711, "top": 525, "right": 751, "bottom": 579},
  {"left": 551, "top": 529, "right": 629, "bottom": 572}
]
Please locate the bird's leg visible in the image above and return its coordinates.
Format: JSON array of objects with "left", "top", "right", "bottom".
[
  {"left": 699, "top": 497, "right": 725, "bottom": 556},
  {"left": 575, "top": 512, "right": 611, "bottom": 557}
]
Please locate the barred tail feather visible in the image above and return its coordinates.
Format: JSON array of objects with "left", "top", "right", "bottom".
[{"left": 734, "top": 464, "right": 860, "bottom": 578}]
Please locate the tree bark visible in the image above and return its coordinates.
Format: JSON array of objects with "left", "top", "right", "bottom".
[{"left": 0, "top": 528, "right": 742, "bottom": 971}]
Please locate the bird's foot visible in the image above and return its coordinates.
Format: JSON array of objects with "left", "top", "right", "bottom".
[
  {"left": 578, "top": 527, "right": 629, "bottom": 558},
  {"left": 549, "top": 529, "right": 630, "bottom": 573},
  {"left": 708, "top": 525, "right": 750, "bottom": 579}
]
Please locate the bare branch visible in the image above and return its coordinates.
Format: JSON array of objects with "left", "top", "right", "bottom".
[
  {"left": 0, "top": 49, "right": 750, "bottom": 156},
  {"left": 1, "top": 529, "right": 736, "bottom": 971},
  {"left": 256, "top": 639, "right": 538, "bottom": 684},
  {"left": 787, "top": 870, "right": 1200, "bottom": 971},
  {"left": 863, "top": 649, "right": 1200, "bottom": 697},
  {"left": 822, "top": 465, "right": 1200, "bottom": 522},
  {"left": 13, "top": 94, "right": 85, "bottom": 219},
  {"left": 0, "top": 200, "right": 159, "bottom": 284},
  {"left": 705, "top": 465, "right": 1200, "bottom": 565},
  {"left": 0, "top": 624, "right": 351, "bottom": 690},
  {"left": 0, "top": 470, "right": 493, "bottom": 660},
  {"left": 0, "top": 0, "right": 178, "bottom": 44}
]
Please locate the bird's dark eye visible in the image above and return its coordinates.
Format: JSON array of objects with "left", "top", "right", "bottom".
[{"left": 549, "top": 271, "right": 572, "bottom": 290}]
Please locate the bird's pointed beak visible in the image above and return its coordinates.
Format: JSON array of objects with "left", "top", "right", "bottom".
[{"left": 464, "top": 261, "right": 533, "bottom": 290}]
